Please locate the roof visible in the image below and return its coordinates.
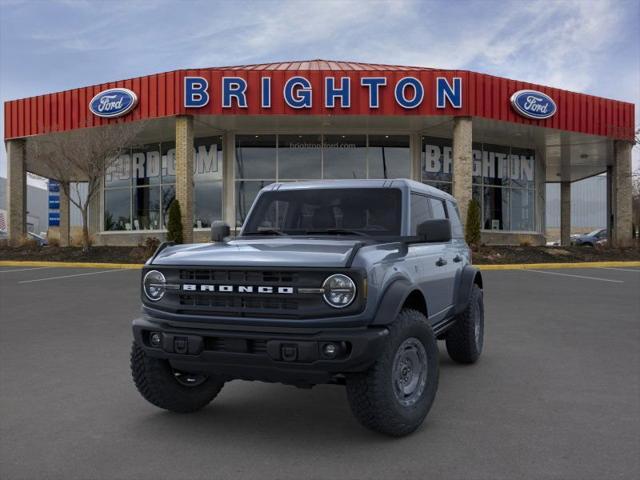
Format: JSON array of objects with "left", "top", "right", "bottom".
[
  {"left": 266, "top": 179, "right": 455, "bottom": 200},
  {"left": 213, "top": 59, "right": 434, "bottom": 71},
  {"left": 3, "top": 59, "right": 635, "bottom": 141}
]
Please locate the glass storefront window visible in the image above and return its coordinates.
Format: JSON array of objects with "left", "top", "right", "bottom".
[
  {"left": 323, "top": 134, "right": 366, "bottom": 179},
  {"left": 483, "top": 186, "right": 509, "bottom": 231},
  {"left": 510, "top": 188, "right": 535, "bottom": 231},
  {"left": 104, "top": 136, "right": 223, "bottom": 232},
  {"left": 235, "top": 135, "right": 276, "bottom": 179},
  {"left": 422, "top": 136, "right": 537, "bottom": 232},
  {"left": 131, "top": 143, "right": 161, "bottom": 187},
  {"left": 236, "top": 180, "right": 274, "bottom": 227},
  {"left": 194, "top": 181, "right": 223, "bottom": 228},
  {"left": 104, "top": 188, "right": 131, "bottom": 231},
  {"left": 194, "top": 136, "right": 223, "bottom": 183},
  {"left": 278, "top": 134, "right": 322, "bottom": 179},
  {"left": 161, "top": 141, "right": 176, "bottom": 184},
  {"left": 368, "top": 135, "right": 410, "bottom": 179},
  {"left": 132, "top": 186, "right": 160, "bottom": 230},
  {"left": 509, "top": 147, "right": 535, "bottom": 189},
  {"left": 422, "top": 136, "right": 453, "bottom": 184},
  {"left": 105, "top": 154, "right": 131, "bottom": 188},
  {"left": 161, "top": 185, "right": 175, "bottom": 228}
]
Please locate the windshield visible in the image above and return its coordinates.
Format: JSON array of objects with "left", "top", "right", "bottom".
[{"left": 242, "top": 188, "right": 402, "bottom": 237}]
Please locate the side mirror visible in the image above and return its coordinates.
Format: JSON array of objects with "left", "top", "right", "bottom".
[
  {"left": 417, "top": 219, "right": 451, "bottom": 243},
  {"left": 211, "top": 221, "right": 230, "bottom": 242}
]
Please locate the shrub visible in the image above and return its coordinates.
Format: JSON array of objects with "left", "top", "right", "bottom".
[
  {"left": 143, "top": 236, "right": 161, "bottom": 258},
  {"left": 465, "top": 199, "right": 481, "bottom": 248},
  {"left": 48, "top": 237, "right": 60, "bottom": 248},
  {"left": 166, "top": 200, "right": 183, "bottom": 244}
]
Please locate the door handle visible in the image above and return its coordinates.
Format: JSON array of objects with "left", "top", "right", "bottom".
[
  {"left": 453, "top": 255, "right": 462, "bottom": 263},
  {"left": 436, "top": 257, "right": 447, "bottom": 267}
]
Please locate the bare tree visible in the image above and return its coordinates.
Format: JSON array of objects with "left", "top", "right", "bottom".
[{"left": 27, "top": 122, "right": 143, "bottom": 251}]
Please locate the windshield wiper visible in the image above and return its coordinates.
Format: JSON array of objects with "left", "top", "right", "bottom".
[
  {"left": 244, "top": 229, "right": 287, "bottom": 236},
  {"left": 304, "top": 228, "right": 368, "bottom": 237}
]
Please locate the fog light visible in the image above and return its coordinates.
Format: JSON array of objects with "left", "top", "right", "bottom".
[
  {"left": 323, "top": 343, "right": 338, "bottom": 358},
  {"left": 150, "top": 332, "right": 162, "bottom": 347}
]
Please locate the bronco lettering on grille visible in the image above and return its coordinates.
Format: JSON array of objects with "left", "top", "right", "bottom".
[{"left": 182, "top": 284, "right": 295, "bottom": 294}]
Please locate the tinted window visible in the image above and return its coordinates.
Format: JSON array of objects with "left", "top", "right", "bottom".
[
  {"left": 429, "top": 198, "right": 447, "bottom": 219},
  {"left": 410, "top": 193, "right": 432, "bottom": 235},
  {"left": 243, "top": 188, "right": 402, "bottom": 236},
  {"left": 446, "top": 200, "right": 464, "bottom": 238}
]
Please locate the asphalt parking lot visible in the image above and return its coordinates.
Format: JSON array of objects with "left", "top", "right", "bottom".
[{"left": 1, "top": 265, "right": 639, "bottom": 480}]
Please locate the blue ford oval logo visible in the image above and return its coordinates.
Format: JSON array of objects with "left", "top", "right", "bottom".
[
  {"left": 510, "top": 89, "right": 556, "bottom": 120},
  {"left": 89, "top": 88, "right": 138, "bottom": 118}
]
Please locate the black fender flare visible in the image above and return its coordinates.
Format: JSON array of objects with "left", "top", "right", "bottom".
[
  {"left": 454, "top": 265, "right": 483, "bottom": 315},
  {"left": 371, "top": 278, "right": 419, "bottom": 326}
]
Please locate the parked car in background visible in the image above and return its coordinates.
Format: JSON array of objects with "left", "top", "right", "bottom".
[{"left": 571, "top": 229, "right": 607, "bottom": 247}]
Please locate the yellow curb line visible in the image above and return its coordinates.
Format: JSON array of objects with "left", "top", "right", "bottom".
[
  {"left": 1, "top": 260, "right": 639, "bottom": 271},
  {"left": 477, "top": 261, "right": 640, "bottom": 270},
  {"left": 0, "top": 260, "right": 143, "bottom": 269}
]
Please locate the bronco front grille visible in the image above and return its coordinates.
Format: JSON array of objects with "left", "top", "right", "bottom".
[{"left": 145, "top": 267, "right": 365, "bottom": 319}]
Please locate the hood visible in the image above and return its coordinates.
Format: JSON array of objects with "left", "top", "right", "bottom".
[{"left": 151, "top": 237, "right": 362, "bottom": 268}]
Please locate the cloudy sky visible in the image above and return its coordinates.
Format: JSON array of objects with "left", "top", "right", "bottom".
[{"left": 1, "top": 0, "right": 638, "bottom": 180}]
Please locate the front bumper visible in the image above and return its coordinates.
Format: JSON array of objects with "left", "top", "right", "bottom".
[{"left": 132, "top": 316, "right": 388, "bottom": 385}]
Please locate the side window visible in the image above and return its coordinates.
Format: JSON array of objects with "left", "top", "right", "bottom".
[
  {"left": 429, "top": 198, "right": 447, "bottom": 219},
  {"left": 410, "top": 193, "right": 432, "bottom": 234},
  {"left": 446, "top": 200, "right": 464, "bottom": 238}
]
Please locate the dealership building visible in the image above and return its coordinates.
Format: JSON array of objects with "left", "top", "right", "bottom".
[{"left": 3, "top": 60, "right": 636, "bottom": 246}]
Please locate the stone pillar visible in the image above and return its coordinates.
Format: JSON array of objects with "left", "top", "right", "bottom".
[
  {"left": 59, "top": 182, "right": 70, "bottom": 247},
  {"left": 222, "top": 132, "right": 236, "bottom": 231},
  {"left": 452, "top": 117, "right": 473, "bottom": 225},
  {"left": 410, "top": 133, "right": 422, "bottom": 182},
  {"left": 611, "top": 141, "right": 633, "bottom": 247},
  {"left": 560, "top": 181, "right": 571, "bottom": 246},
  {"left": 6, "top": 139, "right": 27, "bottom": 245},
  {"left": 175, "top": 115, "right": 194, "bottom": 243}
]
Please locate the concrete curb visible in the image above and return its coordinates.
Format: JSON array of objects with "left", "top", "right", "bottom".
[
  {"left": 0, "top": 260, "right": 143, "bottom": 269},
  {"left": 1, "top": 260, "right": 639, "bottom": 270},
  {"left": 477, "top": 261, "right": 640, "bottom": 270}
]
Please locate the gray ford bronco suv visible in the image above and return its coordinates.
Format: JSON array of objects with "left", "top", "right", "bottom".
[{"left": 131, "top": 179, "right": 484, "bottom": 436}]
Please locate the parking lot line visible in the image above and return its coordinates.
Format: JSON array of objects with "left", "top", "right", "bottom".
[
  {"left": 17, "top": 269, "right": 129, "bottom": 284},
  {"left": 0, "top": 266, "right": 54, "bottom": 273},
  {"left": 597, "top": 267, "right": 640, "bottom": 273},
  {"left": 525, "top": 269, "right": 624, "bottom": 283}
]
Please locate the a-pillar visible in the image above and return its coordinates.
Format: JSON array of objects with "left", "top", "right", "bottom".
[
  {"left": 611, "top": 141, "right": 633, "bottom": 247},
  {"left": 175, "top": 115, "right": 194, "bottom": 243},
  {"left": 560, "top": 181, "right": 571, "bottom": 246},
  {"left": 6, "top": 139, "right": 27, "bottom": 246},
  {"left": 452, "top": 117, "right": 473, "bottom": 226},
  {"left": 59, "top": 181, "right": 71, "bottom": 247}
]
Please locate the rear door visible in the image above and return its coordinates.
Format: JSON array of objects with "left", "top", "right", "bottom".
[{"left": 407, "top": 192, "right": 455, "bottom": 321}]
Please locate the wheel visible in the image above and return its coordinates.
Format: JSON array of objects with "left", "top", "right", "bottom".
[
  {"left": 445, "top": 284, "right": 484, "bottom": 364},
  {"left": 130, "top": 342, "right": 225, "bottom": 413},
  {"left": 345, "top": 309, "right": 439, "bottom": 436}
]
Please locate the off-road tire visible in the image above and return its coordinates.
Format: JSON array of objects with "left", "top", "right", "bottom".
[
  {"left": 345, "top": 309, "right": 439, "bottom": 436},
  {"left": 130, "top": 342, "right": 224, "bottom": 413},
  {"left": 445, "top": 284, "right": 484, "bottom": 364}
]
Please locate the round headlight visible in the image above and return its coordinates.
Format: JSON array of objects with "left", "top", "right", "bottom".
[
  {"left": 322, "top": 274, "right": 356, "bottom": 308},
  {"left": 143, "top": 270, "right": 166, "bottom": 301}
]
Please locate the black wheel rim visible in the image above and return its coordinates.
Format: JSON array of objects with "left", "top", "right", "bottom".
[
  {"left": 392, "top": 337, "right": 428, "bottom": 407},
  {"left": 173, "top": 370, "right": 208, "bottom": 387}
]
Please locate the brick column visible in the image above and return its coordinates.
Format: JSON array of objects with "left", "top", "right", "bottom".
[
  {"left": 452, "top": 117, "right": 473, "bottom": 226},
  {"left": 611, "top": 141, "right": 633, "bottom": 247},
  {"left": 59, "top": 181, "right": 70, "bottom": 247},
  {"left": 560, "top": 181, "right": 571, "bottom": 246},
  {"left": 175, "top": 115, "right": 194, "bottom": 243},
  {"left": 6, "top": 139, "right": 27, "bottom": 245},
  {"left": 222, "top": 132, "right": 236, "bottom": 230}
]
